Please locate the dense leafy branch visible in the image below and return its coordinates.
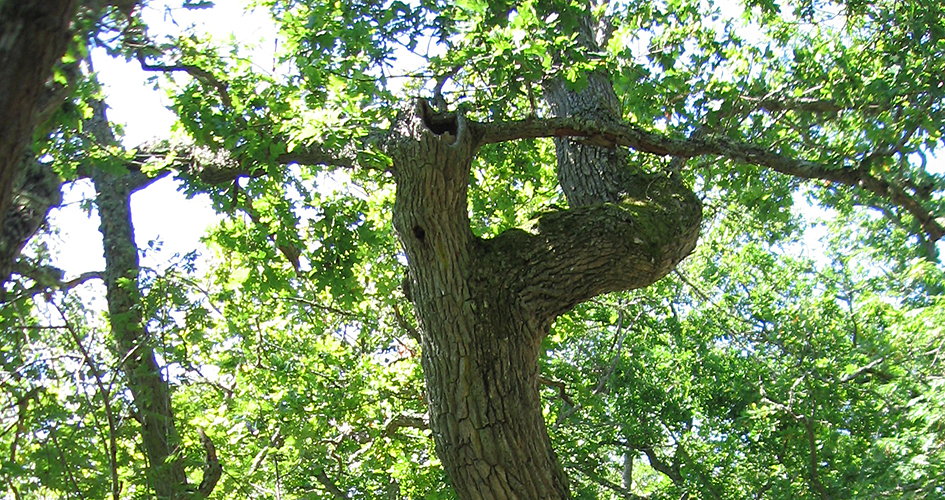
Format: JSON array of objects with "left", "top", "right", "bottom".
[{"left": 171, "top": 95, "right": 942, "bottom": 249}]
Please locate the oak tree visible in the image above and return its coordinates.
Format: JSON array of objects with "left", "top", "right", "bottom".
[{"left": 2, "top": 0, "right": 945, "bottom": 499}]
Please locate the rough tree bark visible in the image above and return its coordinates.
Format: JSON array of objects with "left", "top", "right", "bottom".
[
  {"left": 389, "top": 95, "right": 700, "bottom": 498},
  {"left": 385, "top": 6, "right": 700, "bottom": 496},
  {"left": 0, "top": 157, "right": 63, "bottom": 292},
  {"left": 0, "top": 0, "right": 78, "bottom": 233}
]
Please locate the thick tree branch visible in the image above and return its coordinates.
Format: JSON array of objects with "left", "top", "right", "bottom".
[
  {"left": 314, "top": 469, "right": 348, "bottom": 499},
  {"left": 277, "top": 128, "right": 391, "bottom": 171},
  {"left": 481, "top": 174, "right": 702, "bottom": 323},
  {"left": 276, "top": 143, "right": 358, "bottom": 170},
  {"left": 641, "top": 447, "right": 683, "bottom": 484},
  {"left": 128, "top": 126, "right": 383, "bottom": 188},
  {"left": 471, "top": 117, "right": 944, "bottom": 241}
]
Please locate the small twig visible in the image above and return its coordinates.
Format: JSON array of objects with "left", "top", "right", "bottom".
[
  {"left": 556, "top": 309, "right": 640, "bottom": 425},
  {"left": 840, "top": 356, "right": 886, "bottom": 383},
  {"left": 4, "top": 267, "right": 104, "bottom": 303},
  {"left": 570, "top": 463, "right": 647, "bottom": 500},
  {"left": 249, "top": 427, "right": 282, "bottom": 475},
  {"left": 433, "top": 64, "right": 462, "bottom": 113},
  {"left": 392, "top": 305, "right": 421, "bottom": 343},
  {"left": 54, "top": 303, "right": 121, "bottom": 500},
  {"left": 538, "top": 376, "right": 575, "bottom": 408},
  {"left": 284, "top": 296, "right": 356, "bottom": 318}
]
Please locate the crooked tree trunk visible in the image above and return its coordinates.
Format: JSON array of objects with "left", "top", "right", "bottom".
[
  {"left": 390, "top": 104, "right": 572, "bottom": 498},
  {"left": 390, "top": 9, "right": 698, "bottom": 500},
  {"left": 389, "top": 99, "right": 701, "bottom": 499}
]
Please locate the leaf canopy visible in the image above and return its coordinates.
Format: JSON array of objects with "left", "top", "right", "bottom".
[{"left": 1, "top": 0, "right": 944, "bottom": 498}]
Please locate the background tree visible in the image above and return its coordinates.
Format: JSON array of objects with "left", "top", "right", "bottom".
[{"left": 2, "top": 0, "right": 944, "bottom": 499}]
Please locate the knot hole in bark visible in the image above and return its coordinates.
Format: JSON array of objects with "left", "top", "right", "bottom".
[
  {"left": 412, "top": 225, "right": 426, "bottom": 242},
  {"left": 418, "top": 100, "right": 458, "bottom": 139}
]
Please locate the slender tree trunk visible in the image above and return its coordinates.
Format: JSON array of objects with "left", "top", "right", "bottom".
[
  {"left": 92, "top": 169, "right": 189, "bottom": 498},
  {"left": 390, "top": 96, "right": 701, "bottom": 498},
  {"left": 86, "top": 102, "right": 189, "bottom": 499}
]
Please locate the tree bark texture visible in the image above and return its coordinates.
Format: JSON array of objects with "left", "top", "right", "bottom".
[
  {"left": 86, "top": 102, "right": 191, "bottom": 499},
  {"left": 91, "top": 169, "right": 189, "bottom": 499},
  {"left": 391, "top": 102, "right": 573, "bottom": 499},
  {"left": 0, "top": 0, "right": 78, "bottom": 233},
  {"left": 0, "top": 155, "right": 62, "bottom": 291},
  {"left": 389, "top": 97, "right": 701, "bottom": 499}
]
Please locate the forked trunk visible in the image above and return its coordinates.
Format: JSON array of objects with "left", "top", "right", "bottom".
[{"left": 390, "top": 98, "right": 701, "bottom": 499}]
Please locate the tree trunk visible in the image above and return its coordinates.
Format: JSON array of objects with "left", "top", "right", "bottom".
[
  {"left": 92, "top": 169, "right": 189, "bottom": 499},
  {"left": 86, "top": 102, "right": 190, "bottom": 499},
  {"left": 0, "top": 155, "right": 63, "bottom": 290},
  {"left": 391, "top": 102, "right": 572, "bottom": 499},
  {"left": 389, "top": 98, "right": 701, "bottom": 499},
  {"left": 0, "top": 0, "right": 77, "bottom": 232}
]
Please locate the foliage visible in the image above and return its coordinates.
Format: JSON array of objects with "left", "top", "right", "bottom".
[{"left": 2, "top": 0, "right": 945, "bottom": 498}]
